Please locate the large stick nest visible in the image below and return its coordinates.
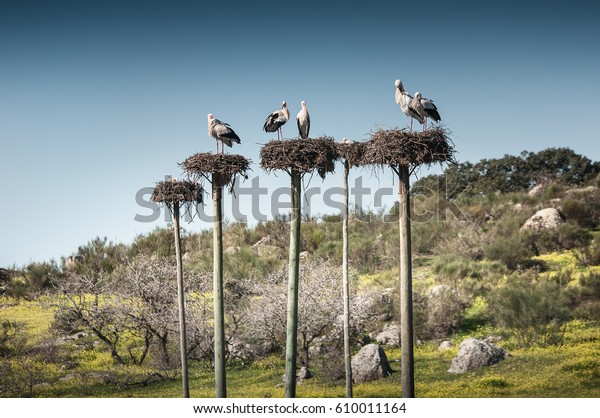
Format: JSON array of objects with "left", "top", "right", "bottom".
[
  {"left": 362, "top": 127, "right": 455, "bottom": 168},
  {"left": 180, "top": 153, "right": 251, "bottom": 187},
  {"left": 260, "top": 137, "right": 340, "bottom": 179},
  {"left": 336, "top": 140, "right": 368, "bottom": 168},
  {"left": 151, "top": 179, "right": 203, "bottom": 208}
]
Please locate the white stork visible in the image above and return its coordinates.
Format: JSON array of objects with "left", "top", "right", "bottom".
[
  {"left": 207, "top": 113, "right": 241, "bottom": 154},
  {"left": 263, "top": 101, "right": 290, "bottom": 140},
  {"left": 296, "top": 100, "right": 310, "bottom": 139},
  {"left": 394, "top": 80, "right": 422, "bottom": 130},
  {"left": 411, "top": 92, "right": 441, "bottom": 131}
]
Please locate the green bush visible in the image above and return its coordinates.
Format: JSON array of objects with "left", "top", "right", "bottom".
[
  {"left": 561, "top": 198, "right": 595, "bottom": 228},
  {"left": 581, "top": 235, "right": 600, "bottom": 266},
  {"left": 566, "top": 271, "right": 600, "bottom": 320},
  {"left": 424, "top": 286, "right": 465, "bottom": 339},
  {"left": 485, "top": 236, "right": 531, "bottom": 271},
  {"left": 0, "top": 320, "right": 28, "bottom": 356},
  {"left": 488, "top": 277, "right": 570, "bottom": 347},
  {"left": 129, "top": 227, "right": 175, "bottom": 258},
  {"left": 557, "top": 222, "right": 592, "bottom": 250}
]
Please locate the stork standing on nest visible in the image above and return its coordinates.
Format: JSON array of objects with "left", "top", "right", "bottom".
[
  {"left": 263, "top": 101, "right": 290, "bottom": 140},
  {"left": 394, "top": 80, "right": 422, "bottom": 131},
  {"left": 296, "top": 100, "right": 310, "bottom": 139},
  {"left": 207, "top": 114, "right": 241, "bottom": 154},
  {"left": 411, "top": 92, "right": 441, "bottom": 131}
]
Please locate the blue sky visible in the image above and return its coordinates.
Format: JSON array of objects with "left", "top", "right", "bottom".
[{"left": 1, "top": 0, "right": 599, "bottom": 267}]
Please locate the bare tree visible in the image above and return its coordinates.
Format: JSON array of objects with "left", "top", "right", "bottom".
[
  {"left": 243, "top": 261, "right": 378, "bottom": 372},
  {"left": 55, "top": 272, "right": 130, "bottom": 365},
  {"left": 54, "top": 256, "right": 210, "bottom": 368},
  {"left": 122, "top": 256, "right": 178, "bottom": 366}
]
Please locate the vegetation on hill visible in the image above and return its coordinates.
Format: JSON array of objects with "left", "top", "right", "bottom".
[{"left": 1, "top": 147, "right": 600, "bottom": 397}]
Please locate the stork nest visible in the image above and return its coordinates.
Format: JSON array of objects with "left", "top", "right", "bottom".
[
  {"left": 180, "top": 153, "right": 251, "bottom": 187},
  {"left": 362, "top": 127, "right": 455, "bottom": 168},
  {"left": 260, "top": 137, "right": 339, "bottom": 179},
  {"left": 336, "top": 140, "right": 368, "bottom": 168},
  {"left": 151, "top": 179, "right": 203, "bottom": 210}
]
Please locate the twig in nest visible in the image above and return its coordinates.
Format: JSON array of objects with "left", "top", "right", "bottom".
[
  {"left": 151, "top": 179, "right": 204, "bottom": 218},
  {"left": 336, "top": 140, "right": 368, "bottom": 168},
  {"left": 260, "top": 137, "right": 340, "bottom": 179},
  {"left": 180, "top": 153, "right": 251, "bottom": 188},
  {"left": 362, "top": 127, "right": 455, "bottom": 171}
]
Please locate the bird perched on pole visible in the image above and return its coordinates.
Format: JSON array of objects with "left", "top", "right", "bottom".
[
  {"left": 207, "top": 113, "right": 241, "bottom": 154},
  {"left": 411, "top": 92, "right": 441, "bottom": 131},
  {"left": 394, "top": 80, "right": 422, "bottom": 131},
  {"left": 296, "top": 100, "right": 310, "bottom": 139},
  {"left": 263, "top": 101, "right": 290, "bottom": 140}
]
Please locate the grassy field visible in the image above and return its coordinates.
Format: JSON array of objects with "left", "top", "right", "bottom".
[{"left": 2, "top": 298, "right": 599, "bottom": 398}]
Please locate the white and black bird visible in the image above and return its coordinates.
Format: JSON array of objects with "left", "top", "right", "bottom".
[
  {"left": 411, "top": 92, "right": 441, "bottom": 131},
  {"left": 207, "top": 113, "right": 241, "bottom": 154},
  {"left": 296, "top": 100, "right": 310, "bottom": 139},
  {"left": 394, "top": 80, "right": 422, "bottom": 130},
  {"left": 263, "top": 101, "right": 290, "bottom": 140}
]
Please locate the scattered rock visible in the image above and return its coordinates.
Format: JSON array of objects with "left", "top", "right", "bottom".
[
  {"left": 252, "top": 235, "right": 283, "bottom": 257},
  {"left": 61, "top": 361, "right": 80, "bottom": 371},
  {"left": 549, "top": 198, "right": 562, "bottom": 208},
  {"left": 528, "top": 184, "right": 545, "bottom": 196},
  {"left": 62, "top": 332, "right": 88, "bottom": 342},
  {"left": 252, "top": 235, "right": 274, "bottom": 247},
  {"left": 429, "top": 284, "right": 454, "bottom": 297},
  {"left": 566, "top": 185, "right": 598, "bottom": 195},
  {"left": 254, "top": 244, "right": 282, "bottom": 258},
  {"left": 483, "top": 335, "right": 502, "bottom": 344},
  {"left": 297, "top": 366, "right": 313, "bottom": 384},
  {"left": 448, "top": 338, "right": 509, "bottom": 374},
  {"left": 373, "top": 323, "right": 400, "bottom": 347},
  {"left": 438, "top": 340, "right": 454, "bottom": 351},
  {"left": 224, "top": 246, "right": 240, "bottom": 255},
  {"left": 299, "top": 251, "right": 309, "bottom": 260},
  {"left": 351, "top": 344, "right": 393, "bottom": 384},
  {"left": 520, "top": 208, "right": 564, "bottom": 232},
  {"left": 282, "top": 366, "right": 314, "bottom": 387}
]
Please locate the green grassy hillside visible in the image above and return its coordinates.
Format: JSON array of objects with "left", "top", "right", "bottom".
[{"left": 2, "top": 147, "right": 600, "bottom": 397}]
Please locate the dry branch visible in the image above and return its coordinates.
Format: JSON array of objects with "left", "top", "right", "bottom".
[
  {"left": 151, "top": 179, "right": 203, "bottom": 206},
  {"left": 362, "top": 127, "right": 455, "bottom": 169},
  {"left": 180, "top": 153, "right": 251, "bottom": 187},
  {"left": 260, "top": 137, "right": 340, "bottom": 179},
  {"left": 336, "top": 140, "right": 368, "bottom": 168}
]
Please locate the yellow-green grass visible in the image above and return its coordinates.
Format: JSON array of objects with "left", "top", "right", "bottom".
[
  {"left": 0, "top": 296, "right": 56, "bottom": 347},
  {"left": 2, "top": 296, "right": 600, "bottom": 398},
  {"left": 532, "top": 251, "right": 600, "bottom": 284},
  {"left": 62, "top": 334, "right": 600, "bottom": 398}
]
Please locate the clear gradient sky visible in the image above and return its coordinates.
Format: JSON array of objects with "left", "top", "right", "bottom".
[{"left": 1, "top": 0, "right": 599, "bottom": 267}]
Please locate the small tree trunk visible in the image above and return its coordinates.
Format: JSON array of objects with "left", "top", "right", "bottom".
[
  {"left": 212, "top": 177, "right": 226, "bottom": 398},
  {"left": 285, "top": 169, "right": 302, "bottom": 398},
  {"left": 342, "top": 159, "right": 353, "bottom": 398},
  {"left": 301, "top": 331, "right": 309, "bottom": 368},
  {"left": 398, "top": 165, "right": 415, "bottom": 397},
  {"left": 173, "top": 203, "right": 190, "bottom": 398}
]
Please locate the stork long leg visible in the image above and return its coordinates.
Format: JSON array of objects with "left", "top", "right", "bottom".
[{"left": 216, "top": 139, "right": 219, "bottom": 154}]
